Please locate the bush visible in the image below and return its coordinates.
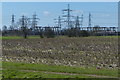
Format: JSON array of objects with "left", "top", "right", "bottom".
[
  {"left": 62, "top": 28, "right": 89, "bottom": 37},
  {"left": 63, "top": 28, "right": 80, "bottom": 37},
  {"left": 44, "top": 28, "right": 55, "bottom": 38},
  {"left": 79, "top": 30, "right": 89, "bottom": 37}
]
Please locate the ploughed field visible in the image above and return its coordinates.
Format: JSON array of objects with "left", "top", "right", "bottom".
[{"left": 2, "top": 36, "right": 118, "bottom": 69}]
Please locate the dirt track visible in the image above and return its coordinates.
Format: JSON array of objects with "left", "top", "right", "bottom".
[{"left": 21, "top": 69, "right": 117, "bottom": 78}]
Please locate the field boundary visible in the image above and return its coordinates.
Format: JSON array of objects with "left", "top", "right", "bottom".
[{"left": 21, "top": 70, "right": 117, "bottom": 78}]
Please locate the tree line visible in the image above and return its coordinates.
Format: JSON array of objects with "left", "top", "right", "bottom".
[{"left": 2, "top": 25, "right": 92, "bottom": 38}]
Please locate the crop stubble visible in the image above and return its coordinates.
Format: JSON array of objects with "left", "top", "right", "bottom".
[{"left": 2, "top": 37, "right": 118, "bottom": 69}]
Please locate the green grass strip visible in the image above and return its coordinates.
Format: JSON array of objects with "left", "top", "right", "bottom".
[{"left": 2, "top": 61, "right": 118, "bottom": 78}]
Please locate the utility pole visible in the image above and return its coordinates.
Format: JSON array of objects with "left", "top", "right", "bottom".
[
  {"left": 74, "top": 15, "right": 84, "bottom": 37},
  {"left": 88, "top": 13, "right": 92, "bottom": 31},
  {"left": 75, "top": 16, "right": 80, "bottom": 28},
  {"left": 54, "top": 16, "right": 63, "bottom": 35},
  {"left": 10, "top": 14, "right": 15, "bottom": 30},
  {"left": 31, "top": 12, "right": 40, "bottom": 33},
  {"left": 20, "top": 15, "right": 28, "bottom": 38},
  {"left": 54, "top": 16, "right": 62, "bottom": 27},
  {"left": 80, "top": 14, "right": 83, "bottom": 28},
  {"left": 21, "top": 15, "right": 25, "bottom": 28},
  {"left": 62, "top": 4, "right": 74, "bottom": 28},
  {"left": 75, "top": 14, "right": 83, "bottom": 29}
]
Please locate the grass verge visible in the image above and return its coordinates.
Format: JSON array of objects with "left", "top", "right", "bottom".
[
  {"left": 1, "top": 35, "right": 119, "bottom": 40},
  {"left": 2, "top": 61, "right": 118, "bottom": 78}
]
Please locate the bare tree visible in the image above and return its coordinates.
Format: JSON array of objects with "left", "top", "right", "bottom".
[
  {"left": 2, "top": 25, "right": 7, "bottom": 36},
  {"left": 19, "top": 15, "right": 30, "bottom": 39}
]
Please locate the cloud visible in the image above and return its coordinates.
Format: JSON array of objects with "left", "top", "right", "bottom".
[
  {"left": 94, "top": 13, "right": 111, "bottom": 18},
  {"left": 101, "top": 14, "right": 110, "bottom": 17},
  {"left": 43, "top": 11, "right": 50, "bottom": 16},
  {"left": 20, "top": 12, "right": 28, "bottom": 16},
  {"left": 73, "top": 10, "right": 84, "bottom": 16}
]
